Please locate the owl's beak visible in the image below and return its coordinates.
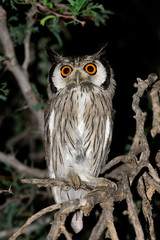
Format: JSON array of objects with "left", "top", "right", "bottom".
[{"left": 75, "top": 70, "right": 80, "bottom": 85}]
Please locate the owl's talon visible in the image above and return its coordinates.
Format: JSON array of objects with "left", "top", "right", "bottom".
[
  {"left": 98, "top": 177, "right": 117, "bottom": 190},
  {"left": 68, "top": 173, "right": 81, "bottom": 190},
  {"left": 106, "top": 179, "right": 117, "bottom": 190},
  {"left": 61, "top": 185, "right": 70, "bottom": 191}
]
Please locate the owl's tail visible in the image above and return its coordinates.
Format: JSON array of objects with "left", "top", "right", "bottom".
[{"left": 71, "top": 210, "right": 83, "bottom": 233}]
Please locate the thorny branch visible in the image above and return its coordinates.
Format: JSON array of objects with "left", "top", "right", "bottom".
[{"left": 8, "top": 73, "right": 160, "bottom": 240}]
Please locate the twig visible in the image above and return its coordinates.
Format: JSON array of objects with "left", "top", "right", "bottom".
[
  {"left": 89, "top": 211, "right": 107, "bottom": 240},
  {"left": 6, "top": 127, "right": 30, "bottom": 151},
  {"left": 0, "top": 217, "right": 51, "bottom": 239},
  {"left": 0, "top": 186, "right": 13, "bottom": 195},
  {"left": 9, "top": 204, "right": 61, "bottom": 240},
  {"left": 101, "top": 155, "right": 127, "bottom": 174},
  {"left": 47, "top": 203, "right": 73, "bottom": 240},
  {"left": 0, "top": 151, "right": 47, "bottom": 177},
  {"left": 32, "top": 2, "right": 86, "bottom": 26}
]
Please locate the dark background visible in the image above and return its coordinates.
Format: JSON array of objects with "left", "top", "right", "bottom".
[{"left": 62, "top": 0, "right": 160, "bottom": 157}]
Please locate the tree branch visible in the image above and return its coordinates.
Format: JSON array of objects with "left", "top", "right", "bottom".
[
  {"left": 0, "top": 6, "right": 44, "bottom": 134},
  {"left": 150, "top": 80, "right": 160, "bottom": 137},
  {"left": 22, "top": 6, "right": 37, "bottom": 70},
  {"left": 9, "top": 204, "right": 61, "bottom": 240},
  {"left": 0, "top": 151, "right": 47, "bottom": 178},
  {"left": 124, "top": 175, "right": 145, "bottom": 240}
]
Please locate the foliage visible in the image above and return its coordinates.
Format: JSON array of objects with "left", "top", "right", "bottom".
[{"left": 0, "top": 82, "right": 10, "bottom": 101}]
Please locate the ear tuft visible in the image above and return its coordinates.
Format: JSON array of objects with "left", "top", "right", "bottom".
[
  {"left": 46, "top": 47, "right": 62, "bottom": 63},
  {"left": 92, "top": 43, "right": 108, "bottom": 59}
]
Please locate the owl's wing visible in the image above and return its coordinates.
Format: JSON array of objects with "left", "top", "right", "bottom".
[
  {"left": 101, "top": 116, "right": 113, "bottom": 168},
  {"left": 44, "top": 100, "right": 55, "bottom": 173}
]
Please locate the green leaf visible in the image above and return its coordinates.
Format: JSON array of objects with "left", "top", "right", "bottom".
[
  {"left": 40, "top": 15, "right": 56, "bottom": 26},
  {"left": 67, "top": 0, "right": 75, "bottom": 7},
  {"left": 0, "top": 94, "right": 7, "bottom": 101},
  {"left": 43, "top": 0, "right": 53, "bottom": 8},
  {"left": 0, "top": 82, "right": 9, "bottom": 101}
]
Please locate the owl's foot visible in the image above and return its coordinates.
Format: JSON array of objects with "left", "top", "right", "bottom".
[
  {"left": 94, "top": 177, "right": 117, "bottom": 189},
  {"left": 82, "top": 174, "right": 117, "bottom": 190},
  {"left": 67, "top": 172, "right": 81, "bottom": 190}
]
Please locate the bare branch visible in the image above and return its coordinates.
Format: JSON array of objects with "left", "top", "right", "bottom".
[
  {"left": 0, "top": 186, "right": 13, "bottom": 195},
  {"left": 124, "top": 175, "right": 145, "bottom": 240},
  {"left": 0, "top": 151, "right": 47, "bottom": 178},
  {"left": 89, "top": 211, "right": 107, "bottom": 240},
  {"left": 101, "top": 201, "right": 119, "bottom": 240},
  {"left": 0, "top": 216, "right": 51, "bottom": 239},
  {"left": 150, "top": 80, "right": 160, "bottom": 137},
  {"left": 138, "top": 178, "right": 156, "bottom": 240},
  {"left": 22, "top": 6, "right": 37, "bottom": 70},
  {"left": 9, "top": 204, "right": 61, "bottom": 240}
]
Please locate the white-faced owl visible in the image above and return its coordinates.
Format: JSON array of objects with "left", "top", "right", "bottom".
[{"left": 44, "top": 46, "right": 116, "bottom": 233}]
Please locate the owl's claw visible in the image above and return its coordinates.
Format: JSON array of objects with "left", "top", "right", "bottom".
[
  {"left": 95, "top": 177, "right": 117, "bottom": 190},
  {"left": 81, "top": 173, "right": 117, "bottom": 190},
  {"left": 67, "top": 172, "right": 81, "bottom": 190}
]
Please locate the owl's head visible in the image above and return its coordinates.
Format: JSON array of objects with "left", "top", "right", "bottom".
[{"left": 46, "top": 46, "right": 115, "bottom": 98}]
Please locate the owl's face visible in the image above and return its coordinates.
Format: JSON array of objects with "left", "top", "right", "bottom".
[{"left": 47, "top": 47, "right": 113, "bottom": 96}]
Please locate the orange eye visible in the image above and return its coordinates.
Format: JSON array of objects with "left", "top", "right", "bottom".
[
  {"left": 61, "top": 65, "right": 72, "bottom": 77},
  {"left": 84, "top": 63, "right": 97, "bottom": 75}
]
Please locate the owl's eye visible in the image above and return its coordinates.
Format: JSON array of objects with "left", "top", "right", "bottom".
[
  {"left": 84, "top": 63, "right": 97, "bottom": 75},
  {"left": 61, "top": 65, "right": 72, "bottom": 77}
]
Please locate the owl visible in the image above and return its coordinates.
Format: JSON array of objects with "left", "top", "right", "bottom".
[{"left": 44, "top": 46, "right": 116, "bottom": 233}]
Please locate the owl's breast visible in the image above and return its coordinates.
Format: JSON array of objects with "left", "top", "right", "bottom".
[
  {"left": 48, "top": 85, "right": 112, "bottom": 178},
  {"left": 73, "top": 89, "right": 91, "bottom": 137}
]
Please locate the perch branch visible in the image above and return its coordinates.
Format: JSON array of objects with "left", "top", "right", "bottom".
[{"left": 21, "top": 177, "right": 118, "bottom": 192}]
